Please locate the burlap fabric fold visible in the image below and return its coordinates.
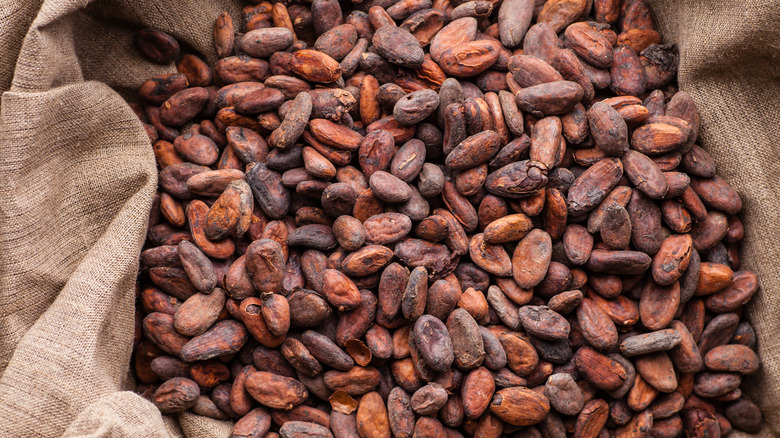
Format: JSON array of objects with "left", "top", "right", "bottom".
[{"left": 0, "top": 0, "right": 777, "bottom": 436}]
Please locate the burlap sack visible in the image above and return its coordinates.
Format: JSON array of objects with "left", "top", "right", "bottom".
[{"left": 0, "top": 0, "right": 777, "bottom": 436}]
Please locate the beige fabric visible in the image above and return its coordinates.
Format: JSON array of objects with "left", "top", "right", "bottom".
[
  {"left": 0, "top": 0, "right": 240, "bottom": 436},
  {"left": 649, "top": 1, "right": 780, "bottom": 436},
  {"left": 0, "top": 0, "right": 777, "bottom": 436}
]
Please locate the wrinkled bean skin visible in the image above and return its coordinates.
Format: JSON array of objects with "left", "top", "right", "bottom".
[
  {"left": 132, "top": 4, "right": 761, "bottom": 438},
  {"left": 153, "top": 377, "right": 200, "bottom": 413}
]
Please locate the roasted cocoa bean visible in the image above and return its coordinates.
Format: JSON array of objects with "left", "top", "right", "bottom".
[{"left": 132, "top": 7, "right": 760, "bottom": 437}]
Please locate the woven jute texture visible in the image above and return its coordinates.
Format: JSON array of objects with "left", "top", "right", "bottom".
[
  {"left": 648, "top": 1, "right": 780, "bottom": 436},
  {"left": 0, "top": 0, "right": 777, "bottom": 436}
]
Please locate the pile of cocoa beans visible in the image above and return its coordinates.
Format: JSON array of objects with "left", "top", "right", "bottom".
[{"left": 130, "top": 0, "right": 764, "bottom": 436}]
